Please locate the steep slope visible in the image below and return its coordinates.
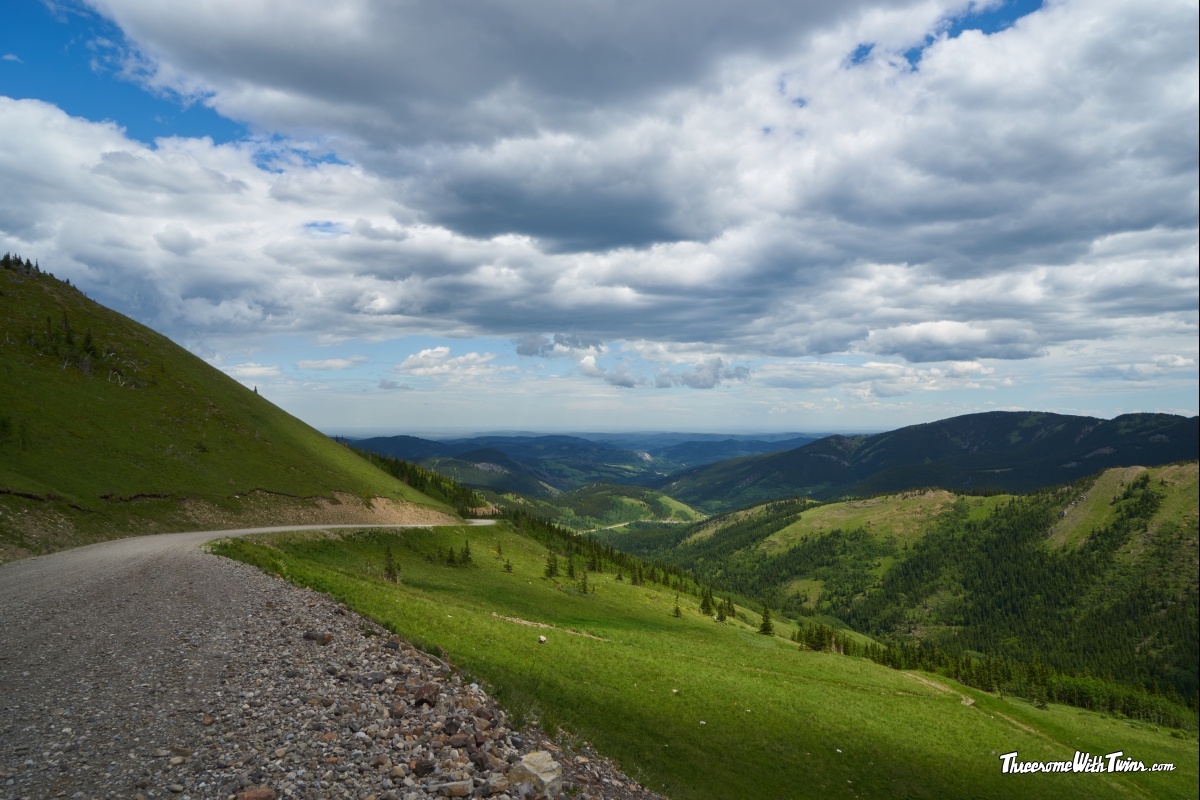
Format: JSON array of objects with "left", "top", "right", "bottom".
[
  {"left": 656, "top": 410, "right": 1198, "bottom": 511},
  {"left": 0, "top": 256, "right": 453, "bottom": 558},
  {"left": 845, "top": 465, "right": 1199, "bottom": 698}
]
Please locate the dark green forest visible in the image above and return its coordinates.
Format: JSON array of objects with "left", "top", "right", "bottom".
[
  {"left": 349, "top": 447, "right": 486, "bottom": 513},
  {"left": 844, "top": 474, "right": 1198, "bottom": 701}
]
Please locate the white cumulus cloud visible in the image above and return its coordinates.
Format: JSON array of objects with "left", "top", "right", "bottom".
[{"left": 0, "top": 0, "right": 1194, "bottom": 412}]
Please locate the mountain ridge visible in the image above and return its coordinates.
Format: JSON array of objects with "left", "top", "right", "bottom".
[{"left": 654, "top": 410, "right": 1198, "bottom": 511}]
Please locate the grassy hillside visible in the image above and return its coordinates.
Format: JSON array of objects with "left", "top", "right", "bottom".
[
  {"left": 0, "top": 255, "right": 450, "bottom": 557},
  {"left": 656, "top": 411, "right": 1198, "bottom": 512},
  {"left": 603, "top": 464, "right": 1200, "bottom": 704},
  {"left": 845, "top": 465, "right": 1199, "bottom": 698},
  {"left": 480, "top": 482, "right": 706, "bottom": 530},
  {"left": 213, "top": 522, "right": 1198, "bottom": 800}
]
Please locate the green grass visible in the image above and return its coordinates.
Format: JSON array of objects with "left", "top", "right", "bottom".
[
  {"left": 482, "top": 483, "right": 705, "bottom": 531},
  {"left": 1053, "top": 464, "right": 1199, "bottom": 549},
  {"left": 759, "top": 490, "right": 1011, "bottom": 554},
  {"left": 213, "top": 523, "right": 1199, "bottom": 800},
  {"left": 0, "top": 266, "right": 448, "bottom": 554}
]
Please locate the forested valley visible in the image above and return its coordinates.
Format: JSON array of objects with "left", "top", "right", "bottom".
[{"left": 598, "top": 465, "right": 1200, "bottom": 725}]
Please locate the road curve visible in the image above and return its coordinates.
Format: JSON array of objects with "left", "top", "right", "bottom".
[
  {"left": 0, "top": 520, "right": 494, "bottom": 607},
  {"left": 0, "top": 519, "right": 493, "bottom": 798}
]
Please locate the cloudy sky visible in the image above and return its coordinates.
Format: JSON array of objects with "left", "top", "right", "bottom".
[{"left": 2, "top": 0, "right": 1196, "bottom": 434}]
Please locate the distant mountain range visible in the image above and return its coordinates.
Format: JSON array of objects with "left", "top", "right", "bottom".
[
  {"left": 653, "top": 411, "right": 1199, "bottom": 512},
  {"left": 352, "top": 432, "right": 818, "bottom": 495},
  {"left": 353, "top": 413, "right": 1197, "bottom": 511}
]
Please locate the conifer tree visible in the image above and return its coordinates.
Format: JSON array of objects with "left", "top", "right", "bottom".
[
  {"left": 699, "top": 587, "right": 713, "bottom": 616},
  {"left": 567, "top": 556, "right": 576, "bottom": 579},
  {"left": 505, "top": 559, "right": 514, "bottom": 573},
  {"left": 544, "top": 551, "right": 559, "bottom": 578},
  {"left": 673, "top": 596, "right": 682, "bottom": 618},
  {"left": 461, "top": 539, "right": 473, "bottom": 564},
  {"left": 716, "top": 601, "right": 726, "bottom": 623},
  {"left": 579, "top": 570, "right": 589, "bottom": 594},
  {"left": 758, "top": 604, "right": 773, "bottom": 636},
  {"left": 384, "top": 546, "right": 398, "bottom": 582}
]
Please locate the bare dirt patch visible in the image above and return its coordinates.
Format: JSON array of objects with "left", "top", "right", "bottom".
[
  {"left": 905, "top": 672, "right": 975, "bottom": 706},
  {"left": 490, "top": 612, "right": 608, "bottom": 641},
  {"left": 183, "top": 490, "right": 457, "bottom": 529},
  {"left": 0, "top": 490, "right": 458, "bottom": 564}
]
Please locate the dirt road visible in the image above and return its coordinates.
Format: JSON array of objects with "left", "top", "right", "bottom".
[{"left": 0, "top": 522, "right": 501, "bottom": 800}]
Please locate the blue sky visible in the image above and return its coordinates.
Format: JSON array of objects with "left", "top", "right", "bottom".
[
  {"left": 1, "top": 0, "right": 1196, "bottom": 434},
  {"left": 3, "top": 1, "right": 246, "bottom": 144}
]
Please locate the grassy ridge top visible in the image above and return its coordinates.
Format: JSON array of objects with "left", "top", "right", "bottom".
[
  {"left": 0, "top": 262, "right": 433, "bottom": 511},
  {"left": 1051, "top": 462, "right": 1199, "bottom": 549},
  {"left": 756, "top": 489, "right": 979, "bottom": 551}
]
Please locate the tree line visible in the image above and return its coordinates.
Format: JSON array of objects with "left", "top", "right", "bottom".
[
  {"left": 844, "top": 474, "right": 1198, "bottom": 705},
  {"left": 349, "top": 446, "right": 488, "bottom": 514}
]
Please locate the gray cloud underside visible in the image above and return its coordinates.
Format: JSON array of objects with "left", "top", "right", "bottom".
[
  {"left": 93, "top": 0, "right": 916, "bottom": 146},
  {"left": 0, "top": 0, "right": 1195, "bottom": 373}
]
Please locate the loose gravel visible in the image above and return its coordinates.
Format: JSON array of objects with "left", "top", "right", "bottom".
[{"left": 0, "top": 530, "right": 665, "bottom": 800}]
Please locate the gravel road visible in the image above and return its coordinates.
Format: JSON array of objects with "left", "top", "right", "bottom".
[{"left": 0, "top": 524, "right": 661, "bottom": 800}]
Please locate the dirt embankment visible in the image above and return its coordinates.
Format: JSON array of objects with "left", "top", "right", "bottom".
[
  {"left": 182, "top": 491, "right": 458, "bottom": 529},
  {"left": 0, "top": 490, "right": 459, "bottom": 564}
]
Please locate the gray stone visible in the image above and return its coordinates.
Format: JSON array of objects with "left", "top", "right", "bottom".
[
  {"left": 508, "top": 752, "right": 561, "bottom": 798},
  {"left": 437, "top": 779, "right": 473, "bottom": 796}
]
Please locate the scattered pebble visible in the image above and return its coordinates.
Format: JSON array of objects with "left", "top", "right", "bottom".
[{"left": 0, "top": 539, "right": 664, "bottom": 800}]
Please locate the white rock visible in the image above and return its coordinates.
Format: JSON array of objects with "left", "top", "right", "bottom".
[{"left": 508, "top": 750, "right": 562, "bottom": 797}]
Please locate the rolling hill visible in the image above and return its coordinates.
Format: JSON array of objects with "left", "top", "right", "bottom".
[
  {"left": 654, "top": 410, "right": 1199, "bottom": 512},
  {"left": 479, "top": 481, "right": 706, "bottom": 530},
  {"left": 602, "top": 463, "right": 1200, "bottom": 702},
  {"left": 418, "top": 449, "right": 560, "bottom": 497},
  {"left": 0, "top": 255, "right": 454, "bottom": 560}
]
